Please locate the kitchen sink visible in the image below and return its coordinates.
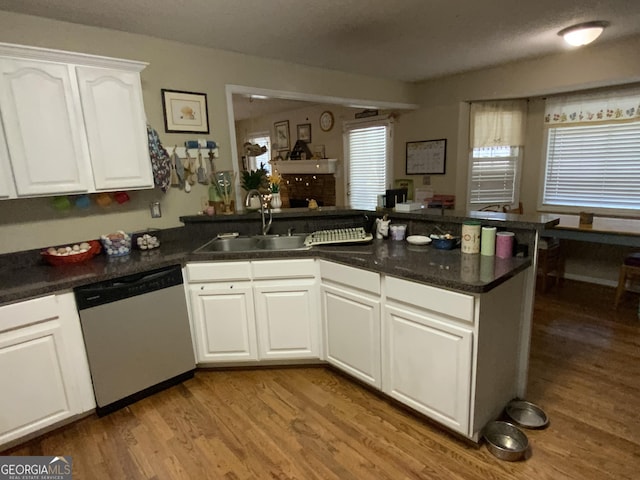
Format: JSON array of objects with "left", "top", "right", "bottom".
[{"left": 194, "top": 234, "right": 310, "bottom": 253}]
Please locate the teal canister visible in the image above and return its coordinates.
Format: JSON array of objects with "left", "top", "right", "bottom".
[
  {"left": 461, "top": 221, "right": 481, "bottom": 254},
  {"left": 481, "top": 226, "right": 497, "bottom": 256}
]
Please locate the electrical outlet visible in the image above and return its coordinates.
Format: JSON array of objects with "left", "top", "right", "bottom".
[{"left": 150, "top": 202, "right": 162, "bottom": 218}]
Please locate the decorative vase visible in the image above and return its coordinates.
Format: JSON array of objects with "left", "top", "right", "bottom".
[{"left": 271, "top": 192, "right": 282, "bottom": 211}]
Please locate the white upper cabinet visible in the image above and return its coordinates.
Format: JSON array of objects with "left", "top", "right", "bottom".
[
  {"left": 76, "top": 67, "right": 152, "bottom": 190},
  {"left": 0, "top": 58, "right": 93, "bottom": 196},
  {"left": 0, "top": 43, "right": 151, "bottom": 198},
  {"left": 0, "top": 119, "right": 15, "bottom": 199}
]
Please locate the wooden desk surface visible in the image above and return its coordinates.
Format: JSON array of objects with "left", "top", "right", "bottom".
[
  {"left": 554, "top": 214, "right": 640, "bottom": 235},
  {"left": 544, "top": 214, "right": 640, "bottom": 247}
]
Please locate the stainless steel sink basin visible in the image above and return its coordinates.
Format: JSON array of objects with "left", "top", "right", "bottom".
[
  {"left": 259, "top": 235, "right": 308, "bottom": 250},
  {"left": 194, "top": 234, "right": 310, "bottom": 253},
  {"left": 198, "top": 237, "right": 260, "bottom": 252}
]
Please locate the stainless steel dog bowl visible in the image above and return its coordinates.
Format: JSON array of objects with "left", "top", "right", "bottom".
[
  {"left": 483, "top": 421, "right": 529, "bottom": 461},
  {"left": 505, "top": 400, "right": 549, "bottom": 429}
]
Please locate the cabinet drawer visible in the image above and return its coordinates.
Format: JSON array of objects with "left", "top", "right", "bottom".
[
  {"left": 186, "top": 262, "right": 251, "bottom": 282},
  {"left": 319, "top": 260, "right": 380, "bottom": 295},
  {"left": 252, "top": 259, "right": 316, "bottom": 280},
  {"left": 385, "top": 276, "right": 474, "bottom": 322},
  {"left": 0, "top": 295, "right": 58, "bottom": 332}
]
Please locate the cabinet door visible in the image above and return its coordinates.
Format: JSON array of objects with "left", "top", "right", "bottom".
[
  {"left": 76, "top": 67, "right": 152, "bottom": 190},
  {"left": 0, "top": 118, "right": 15, "bottom": 199},
  {"left": 321, "top": 283, "right": 381, "bottom": 388},
  {"left": 382, "top": 304, "right": 472, "bottom": 435},
  {"left": 0, "top": 59, "right": 92, "bottom": 195},
  {"left": 254, "top": 279, "right": 320, "bottom": 360},
  {"left": 0, "top": 294, "right": 94, "bottom": 447},
  {"left": 189, "top": 283, "right": 258, "bottom": 363}
]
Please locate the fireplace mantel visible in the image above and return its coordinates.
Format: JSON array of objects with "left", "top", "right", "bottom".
[{"left": 271, "top": 159, "right": 337, "bottom": 175}]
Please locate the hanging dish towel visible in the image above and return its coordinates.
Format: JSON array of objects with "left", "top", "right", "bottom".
[{"left": 146, "top": 124, "right": 171, "bottom": 192}]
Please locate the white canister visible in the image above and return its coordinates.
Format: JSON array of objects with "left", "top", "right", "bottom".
[{"left": 461, "top": 221, "right": 481, "bottom": 254}]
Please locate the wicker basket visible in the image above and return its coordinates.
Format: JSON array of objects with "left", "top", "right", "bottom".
[{"left": 41, "top": 240, "right": 102, "bottom": 266}]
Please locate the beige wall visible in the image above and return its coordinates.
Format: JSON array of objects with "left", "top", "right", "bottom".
[
  {"left": 404, "top": 34, "right": 640, "bottom": 211},
  {"left": 401, "top": 34, "right": 640, "bottom": 284},
  {"left": 0, "top": 11, "right": 414, "bottom": 253}
]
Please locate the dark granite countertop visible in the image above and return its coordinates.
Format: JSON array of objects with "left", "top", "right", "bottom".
[
  {"left": 181, "top": 207, "right": 560, "bottom": 231},
  {"left": 0, "top": 229, "right": 531, "bottom": 305}
]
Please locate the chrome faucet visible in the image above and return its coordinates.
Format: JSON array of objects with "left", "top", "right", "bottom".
[{"left": 245, "top": 189, "right": 272, "bottom": 235}]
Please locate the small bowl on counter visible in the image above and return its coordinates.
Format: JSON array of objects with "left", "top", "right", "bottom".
[
  {"left": 100, "top": 231, "right": 132, "bottom": 256},
  {"left": 483, "top": 421, "right": 529, "bottom": 461},
  {"left": 430, "top": 234, "right": 460, "bottom": 250}
]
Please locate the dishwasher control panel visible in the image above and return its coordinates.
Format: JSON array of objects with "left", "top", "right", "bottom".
[{"left": 74, "top": 264, "right": 183, "bottom": 309}]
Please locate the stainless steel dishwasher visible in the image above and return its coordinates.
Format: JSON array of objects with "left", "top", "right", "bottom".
[{"left": 74, "top": 264, "right": 195, "bottom": 416}]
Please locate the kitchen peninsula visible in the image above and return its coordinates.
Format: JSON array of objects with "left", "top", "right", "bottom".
[{"left": 0, "top": 208, "right": 558, "bottom": 446}]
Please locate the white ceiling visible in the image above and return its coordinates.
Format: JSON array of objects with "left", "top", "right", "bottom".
[{"left": 2, "top": 0, "right": 640, "bottom": 83}]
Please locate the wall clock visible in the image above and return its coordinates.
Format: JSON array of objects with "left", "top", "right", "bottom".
[{"left": 320, "top": 111, "right": 334, "bottom": 132}]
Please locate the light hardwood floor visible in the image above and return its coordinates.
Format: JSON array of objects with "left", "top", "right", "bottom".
[{"left": 3, "top": 280, "right": 639, "bottom": 479}]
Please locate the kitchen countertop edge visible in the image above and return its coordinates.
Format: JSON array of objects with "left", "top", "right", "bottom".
[{"left": 0, "top": 236, "right": 531, "bottom": 305}]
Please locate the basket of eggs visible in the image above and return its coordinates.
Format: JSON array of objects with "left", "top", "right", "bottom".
[{"left": 41, "top": 240, "right": 102, "bottom": 266}]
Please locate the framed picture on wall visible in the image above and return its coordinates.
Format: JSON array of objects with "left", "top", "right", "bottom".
[
  {"left": 274, "top": 120, "right": 290, "bottom": 150},
  {"left": 161, "top": 89, "right": 209, "bottom": 133},
  {"left": 406, "top": 139, "right": 447, "bottom": 175},
  {"left": 297, "top": 123, "right": 312, "bottom": 143}
]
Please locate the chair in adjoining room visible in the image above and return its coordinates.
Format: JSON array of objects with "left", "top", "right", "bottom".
[
  {"left": 502, "top": 202, "right": 524, "bottom": 214},
  {"left": 501, "top": 203, "right": 564, "bottom": 291},
  {"left": 614, "top": 252, "right": 640, "bottom": 308},
  {"left": 537, "top": 237, "right": 564, "bottom": 292}
]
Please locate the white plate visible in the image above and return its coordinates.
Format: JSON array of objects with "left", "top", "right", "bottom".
[{"left": 406, "top": 235, "right": 431, "bottom": 246}]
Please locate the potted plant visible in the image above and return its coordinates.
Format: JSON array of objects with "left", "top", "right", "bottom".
[{"left": 241, "top": 163, "right": 269, "bottom": 209}]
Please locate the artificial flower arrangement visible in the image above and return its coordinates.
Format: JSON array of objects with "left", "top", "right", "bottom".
[{"left": 269, "top": 171, "right": 282, "bottom": 193}]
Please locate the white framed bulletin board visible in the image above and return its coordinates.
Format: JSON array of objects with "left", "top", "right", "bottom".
[{"left": 406, "top": 139, "right": 447, "bottom": 175}]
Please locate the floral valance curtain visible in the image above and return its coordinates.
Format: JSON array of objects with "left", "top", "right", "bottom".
[
  {"left": 470, "top": 100, "right": 527, "bottom": 148},
  {"left": 544, "top": 86, "right": 640, "bottom": 125}
]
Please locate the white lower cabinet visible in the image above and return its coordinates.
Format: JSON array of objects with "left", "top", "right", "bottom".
[
  {"left": 189, "top": 282, "right": 258, "bottom": 362},
  {"left": 186, "top": 259, "right": 320, "bottom": 364},
  {"left": 185, "top": 259, "right": 527, "bottom": 441},
  {"left": 0, "top": 293, "right": 95, "bottom": 448},
  {"left": 321, "top": 283, "right": 381, "bottom": 388},
  {"left": 254, "top": 279, "right": 319, "bottom": 360},
  {"left": 319, "top": 260, "right": 381, "bottom": 388},
  {"left": 382, "top": 304, "right": 472, "bottom": 435}
]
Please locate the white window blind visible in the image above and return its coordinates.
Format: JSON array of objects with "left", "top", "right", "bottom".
[
  {"left": 543, "top": 121, "right": 640, "bottom": 210},
  {"left": 345, "top": 121, "right": 390, "bottom": 210},
  {"left": 469, "top": 146, "right": 520, "bottom": 204}
]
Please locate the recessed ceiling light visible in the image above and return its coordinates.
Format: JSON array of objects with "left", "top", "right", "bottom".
[
  {"left": 558, "top": 21, "right": 609, "bottom": 46},
  {"left": 250, "top": 94, "right": 269, "bottom": 100}
]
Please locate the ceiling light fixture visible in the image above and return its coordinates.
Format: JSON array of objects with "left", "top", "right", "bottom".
[{"left": 558, "top": 21, "right": 609, "bottom": 46}]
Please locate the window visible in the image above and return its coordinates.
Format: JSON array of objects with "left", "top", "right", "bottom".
[
  {"left": 469, "top": 146, "right": 521, "bottom": 204},
  {"left": 542, "top": 87, "right": 640, "bottom": 212},
  {"left": 468, "top": 100, "right": 527, "bottom": 207},
  {"left": 344, "top": 117, "right": 393, "bottom": 210},
  {"left": 245, "top": 132, "right": 271, "bottom": 174}
]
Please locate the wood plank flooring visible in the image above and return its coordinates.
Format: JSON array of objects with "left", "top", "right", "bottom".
[{"left": 3, "top": 280, "right": 639, "bottom": 479}]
